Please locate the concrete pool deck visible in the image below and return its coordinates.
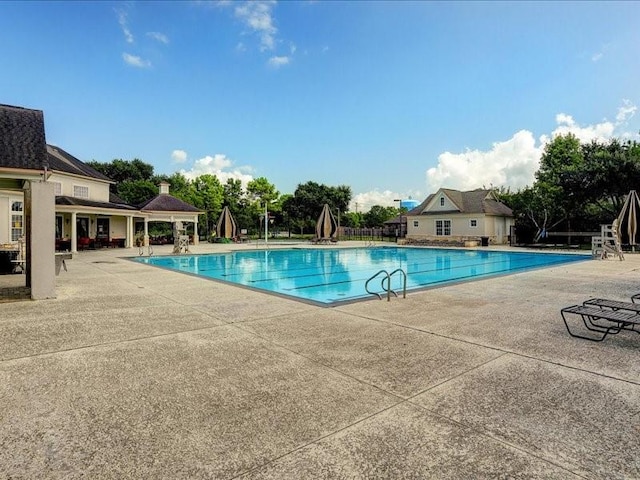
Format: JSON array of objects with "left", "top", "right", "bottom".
[{"left": 1, "top": 242, "right": 639, "bottom": 478}]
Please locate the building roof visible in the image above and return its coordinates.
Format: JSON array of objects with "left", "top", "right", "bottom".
[
  {"left": 138, "top": 193, "right": 203, "bottom": 213},
  {"left": 47, "top": 144, "right": 112, "bottom": 182},
  {"left": 383, "top": 215, "right": 406, "bottom": 225},
  {"left": 55, "top": 195, "right": 138, "bottom": 211},
  {"left": 408, "top": 188, "right": 513, "bottom": 217},
  {"left": 0, "top": 104, "right": 48, "bottom": 170}
]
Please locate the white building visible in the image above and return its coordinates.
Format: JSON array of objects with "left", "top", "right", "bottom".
[
  {"left": 405, "top": 188, "right": 514, "bottom": 245},
  {"left": 1, "top": 103, "right": 202, "bottom": 299}
]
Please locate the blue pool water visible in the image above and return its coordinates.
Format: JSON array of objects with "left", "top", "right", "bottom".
[{"left": 134, "top": 247, "right": 589, "bottom": 305}]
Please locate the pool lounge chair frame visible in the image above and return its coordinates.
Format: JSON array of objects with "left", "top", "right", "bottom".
[{"left": 561, "top": 300, "right": 640, "bottom": 341}]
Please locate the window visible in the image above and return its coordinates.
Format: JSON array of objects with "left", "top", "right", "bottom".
[
  {"left": 53, "top": 182, "right": 62, "bottom": 196},
  {"left": 435, "top": 219, "right": 451, "bottom": 236},
  {"left": 73, "top": 185, "right": 89, "bottom": 198},
  {"left": 440, "top": 197, "right": 445, "bottom": 206},
  {"left": 469, "top": 219, "right": 478, "bottom": 228},
  {"left": 11, "top": 201, "right": 23, "bottom": 241},
  {"left": 413, "top": 220, "right": 419, "bottom": 227}
]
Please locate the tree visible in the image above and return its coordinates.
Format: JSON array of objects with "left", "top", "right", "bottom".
[
  {"left": 87, "top": 158, "right": 155, "bottom": 188},
  {"left": 285, "top": 181, "right": 352, "bottom": 234},
  {"left": 341, "top": 211, "right": 364, "bottom": 228},
  {"left": 363, "top": 205, "right": 398, "bottom": 228},
  {"left": 500, "top": 135, "right": 640, "bottom": 243},
  {"left": 117, "top": 180, "right": 158, "bottom": 206},
  {"left": 188, "top": 174, "right": 224, "bottom": 238},
  {"left": 246, "top": 177, "right": 280, "bottom": 236}
]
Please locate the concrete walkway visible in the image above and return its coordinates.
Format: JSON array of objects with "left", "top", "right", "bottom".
[{"left": 1, "top": 243, "right": 639, "bottom": 478}]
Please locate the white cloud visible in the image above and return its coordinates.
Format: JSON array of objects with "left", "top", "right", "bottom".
[
  {"left": 171, "top": 149, "right": 188, "bottom": 163},
  {"left": 117, "top": 9, "right": 134, "bottom": 44},
  {"left": 549, "top": 112, "right": 615, "bottom": 143},
  {"left": 425, "top": 102, "right": 639, "bottom": 193},
  {"left": 268, "top": 55, "right": 290, "bottom": 68},
  {"left": 180, "top": 153, "right": 254, "bottom": 187},
  {"left": 234, "top": 1, "right": 277, "bottom": 51},
  {"left": 427, "top": 130, "right": 541, "bottom": 192},
  {"left": 147, "top": 31, "right": 169, "bottom": 44},
  {"left": 349, "top": 190, "right": 422, "bottom": 213},
  {"left": 122, "top": 53, "right": 151, "bottom": 68},
  {"left": 591, "top": 43, "right": 610, "bottom": 63},
  {"left": 616, "top": 99, "right": 637, "bottom": 124}
]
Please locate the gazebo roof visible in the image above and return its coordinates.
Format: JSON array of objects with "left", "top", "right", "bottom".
[{"left": 138, "top": 193, "right": 203, "bottom": 213}]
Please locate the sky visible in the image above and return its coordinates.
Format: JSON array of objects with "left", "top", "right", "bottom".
[{"left": 1, "top": 1, "right": 639, "bottom": 212}]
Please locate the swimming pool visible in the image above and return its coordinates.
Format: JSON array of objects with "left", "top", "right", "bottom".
[{"left": 134, "top": 247, "right": 589, "bottom": 306}]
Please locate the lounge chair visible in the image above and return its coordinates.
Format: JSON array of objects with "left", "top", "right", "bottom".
[{"left": 561, "top": 299, "right": 640, "bottom": 341}]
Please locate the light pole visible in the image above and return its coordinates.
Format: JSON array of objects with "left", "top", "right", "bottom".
[
  {"left": 394, "top": 199, "right": 402, "bottom": 240},
  {"left": 264, "top": 202, "right": 268, "bottom": 246}
]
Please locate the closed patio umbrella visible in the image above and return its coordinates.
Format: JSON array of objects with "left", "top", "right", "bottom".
[
  {"left": 617, "top": 190, "right": 640, "bottom": 248},
  {"left": 316, "top": 204, "right": 338, "bottom": 240},
  {"left": 216, "top": 206, "right": 238, "bottom": 239}
]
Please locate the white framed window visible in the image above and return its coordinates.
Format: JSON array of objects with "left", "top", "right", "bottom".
[
  {"left": 469, "top": 219, "right": 478, "bottom": 228},
  {"left": 435, "top": 219, "right": 451, "bottom": 236},
  {"left": 73, "top": 185, "right": 89, "bottom": 199},
  {"left": 413, "top": 220, "right": 419, "bottom": 227},
  {"left": 52, "top": 182, "right": 62, "bottom": 196},
  {"left": 11, "top": 201, "right": 23, "bottom": 241},
  {"left": 440, "top": 197, "right": 445, "bottom": 206}
]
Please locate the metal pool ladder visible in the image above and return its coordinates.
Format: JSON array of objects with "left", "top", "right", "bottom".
[{"left": 365, "top": 268, "right": 407, "bottom": 301}]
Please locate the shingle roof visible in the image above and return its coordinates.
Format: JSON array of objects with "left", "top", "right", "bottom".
[
  {"left": 0, "top": 104, "right": 48, "bottom": 170},
  {"left": 408, "top": 189, "right": 513, "bottom": 216},
  {"left": 138, "top": 193, "right": 203, "bottom": 213},
  {"left": 109, "top": 192, "right": 129, "bottom": 205},
  {"left": 47, "top": 144, "right": 112, "bottom": 182},
  {"left": 56, "top": 195, "right": 138, "bottom": 211}
]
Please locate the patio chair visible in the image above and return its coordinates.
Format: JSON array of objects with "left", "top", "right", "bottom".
[
  {"left": 10, "top": 237, "right": 26, "bottom": 274},
  {"left": 561, "top": 302, "right": 640, "bottom": 341}
]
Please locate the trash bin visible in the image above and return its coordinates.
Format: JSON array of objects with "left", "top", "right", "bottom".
[{"left": 480, "top": 236, "right": 489, "bottom": 247}]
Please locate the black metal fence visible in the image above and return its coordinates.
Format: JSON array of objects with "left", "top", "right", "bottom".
[{"left": 339, "top": 227, "right": 388, "bottom": 241}]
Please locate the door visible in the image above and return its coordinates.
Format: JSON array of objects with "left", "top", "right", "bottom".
[{"left": 96, "top": 218, "right": 110, "bottom": 242}]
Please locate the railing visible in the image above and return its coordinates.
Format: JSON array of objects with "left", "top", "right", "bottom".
[
  {"left": 139, "top": 244, "right": 154, "bottom": 256},
  {"left": 365, "top": 268, "right": 407, "bottom": 301}
]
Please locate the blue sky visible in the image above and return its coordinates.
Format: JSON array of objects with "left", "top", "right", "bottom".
[{"left": 1, "top": 1, "right": 639, "bottom": 211}]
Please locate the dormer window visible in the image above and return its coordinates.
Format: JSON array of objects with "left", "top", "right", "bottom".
[{"left": 440, "top": 197, "right": 445, "bottom": 206}]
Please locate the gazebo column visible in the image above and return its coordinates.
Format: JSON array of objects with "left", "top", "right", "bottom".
[
  {"left": 144, "top": 218, "right": 149, "bottom": 246},
  {"left": 70, "top": 211, "right": 78, "bottom": 252},
  {"left": 126, "top": 216, "right": 133, "bottom": 248},
  {"left": 193, "top": 219, "right": 199, "bottom": 245}
]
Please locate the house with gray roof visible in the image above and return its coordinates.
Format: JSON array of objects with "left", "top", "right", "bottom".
[
  {"left": 0, "top": 104, "right": 57, "bottom": 298},
  {"left": 405, "top": 188, "right": 514, "bottom": 245},
  {"left": 1, "top": 103, "right": 203, "bottom": 260}
]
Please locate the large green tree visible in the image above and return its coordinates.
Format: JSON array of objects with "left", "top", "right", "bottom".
[
  {"left": 283, "top": 181, "right": 351, "bottom": 234},
  {"left": 88, "top": 158, "right": 159, "bottom": 206},
  {"left": 363, "top": 205, "right": 398, "bottom": 228},
  {"left": 500, "top": 135, "right": 640, "bottom": 243}
]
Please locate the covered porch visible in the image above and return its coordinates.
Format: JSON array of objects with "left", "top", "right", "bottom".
[{"left": 55, "top": 197, "right": 139, "bottom": 253}]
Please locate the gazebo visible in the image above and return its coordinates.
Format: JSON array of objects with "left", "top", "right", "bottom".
[{"left": 137, "top": 182, "right": 204, "bottom": 246}]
